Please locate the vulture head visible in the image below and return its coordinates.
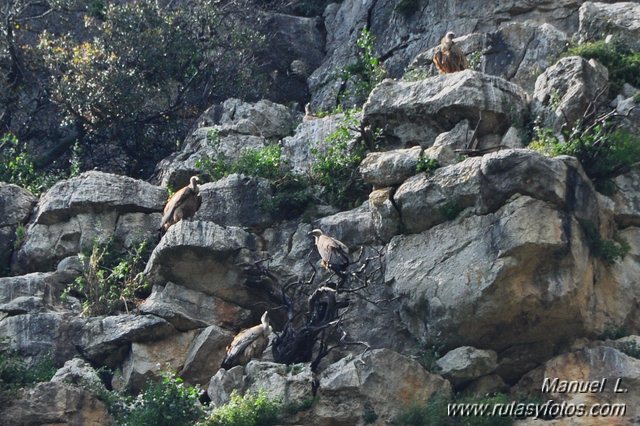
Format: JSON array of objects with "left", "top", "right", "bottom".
[{"left": 188, "top": 175, "right": 200, "bottom": 193}]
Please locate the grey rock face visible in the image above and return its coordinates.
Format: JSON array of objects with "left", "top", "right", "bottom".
[
  {"left": 12, "top": 172, "right": 166, "bottom": 274},
  {"left": 144, "top": 220, "right": 260, "bottom": 308},
  {"left": 386, "top": 195, "right": 594, "bottom": 351},
  {"left": 369, "top": 188, "right": 401, "bottom": 244},
  {"left": 314, "top": 203, "right": 377, "bottom": 247},
  {"left": 394, "top": 149, "right": 598, "bottom": 234},
  {"left": 0, "top": 382, "right": 111, "bottom": 426},
  {"left": 359, "top": 146, "right": 422, "bottom": 188},
  {"left": 363, "top": 71, "right": 529, "bottom": 148},
  {"left": 207, "top": 365, "right": 246, "bottom": 407},
  {"left": 51, "top": 357, "right": 102, "bottom": 387},
  {"left": 139, "top": 282, "right": 252, "bottom": 332},
  {"left": 194, "top": 175, "right": 273, "bottom": 229},
  {"left": 180, "top": 325, "right": 235, "bottom": 386},
  {"left": 435, "top": 346, "right": 498, "bottom": 386},
  {"left": 613, "top": 170, "right": 640, "bottom": 228},
  {"left": 0, "top": 183, "right": 36, "bottom": 273},
  {"left": 579, "top": 2, "right": 640, "bottom": 51},
  {"left": 532, "top": 56, "right": 609, "bottom": 133}
]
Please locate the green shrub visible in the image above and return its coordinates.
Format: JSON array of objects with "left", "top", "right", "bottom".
[
  {"left": 123, "top": 373, "right": 203, "bottom": 426},
  {"left": 310, "top": 109, "right": 370, "bottom": 209},
  {"left": 203, "top": 390, "right": 280, "bottom": 426},
  {"left": 63, "top": 239, "right": 151, "bottom": 316},
  {"left": 566, "top": 39, "right": 640, "bottom": 92},
  {"left": 416, "top": 156, "right": 439, "bottom": 174},
  {"left": 13, "top": 224, "right": 26, "bottom": 249},
  {"left": 529, "top": 124, "right": 640, "bottom": 184},
  {"left": 0, "top": 350, "right": 56, "bottom": 391},
  {"left": 338, "top": 28, "right": 386, "bottom": 105},
  {"left": 439, "top": 201, "right": 463, "bottom": 221},
  {"left": 283, "top": 395, "right": 317, "bottom": 415},
  {"left": 417, "top": 343, "right": 444, "bottom": 373},
  {"left": 579, "top": 219, "right": 630, "bottom": 264},
  {"left": 262, "top": 174, "right": 314, "bottom": 221}
]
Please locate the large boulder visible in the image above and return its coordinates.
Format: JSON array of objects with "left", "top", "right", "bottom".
[
  {"left": 514, "top": 346, "right": 640, "bottom": 421},
  {"left": 143, "top": 221, "right": 263, "bottom": 308},
  {"left": 359, "top": 146, "right": 422, "bottom": 188},
  {"left": 180, "top": 325, "right": 235, "bottom": 386},
  {"left": 435, "top": 346, "right": 498, "bottom": 387},
  {"left": 394, "top": 149, "right": 599, "bottom": 234},
  {"left": 115, "top": 330, "right": 198, "bottom": 393},
  {"left": 194, "top": 174, "right": 274, "bottom": 229},
  {"left": 579, "top": 2, "right": 640, "bottom": 51},
  {"left": 386, "top": 195, "right": 595, "bottom": 351},
  {"left": 313, "top": 202, "right": 377, "bottom": 247},
  {"left": 532, "top": 56, "right": 609, "bottom": 134},
  {"left": 363, "top": 70, "right": 529, "bottom": 148},
  {"left": 0, "top": 183, "right": 36, "bottom": 274},
  {"left": 313, "top": 349, "right": 452, "bottom": 425},
  {"left": 139, "top": 282, "right": 252, "bottom": 332},
  {"left": 0, "top": 382, "right": 111, "bottom": 426},
  {"left": 612, "top": 169, "right": 640, "bottom": 228},
  {"left": 12, "top": 172, "right": 166, "bottom": 274},
  {"left": 51, "top": 357, "right": 102, "bottom": 387}
]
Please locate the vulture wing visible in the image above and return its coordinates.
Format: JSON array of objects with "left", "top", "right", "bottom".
[
  {"left": 433, "top": 50, "right": 447, "bottom": 74},
  {"left": 450, "top": 44, "right": 468, "bottom": 71},
  {"left": 318, "top": 235, "right": 350, "bottom": 272},
  {"left": 161, "top": 187, "right": 194, "bottom": 230},
  {"left": 221, "top": 324, "right": 264, "bottom": 369}
]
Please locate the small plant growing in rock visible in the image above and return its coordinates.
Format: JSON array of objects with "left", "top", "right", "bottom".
[
  {"left": 203, "top": 390, "right": 280, "bottom": 426},
  {"left": 439, "top": 201, "right": 463, "bottom": 221},
  {"left": 579, "top": 219, "right": 630, "bottom": 264},
  {"left": 0, "top": 349, "right": 56, "bottom": 397},
  {"left": 13, "top": 224, "right": 26, "bottom": 249},
  {"left": 63, "top": 239, "right": 151, "bottom": 316},
  {"left": 416, "top": 155, "right": 440, "bottom": 174},
  {"left": 338, "top": 28, "right": 386, "bottom": 106}
]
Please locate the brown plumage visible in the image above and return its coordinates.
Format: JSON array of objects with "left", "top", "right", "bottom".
[
  {"left": 161, "top": 176, "right": 202, "bottom": 232},
  {"left": 433, "top": 32, "right": 468, "bottom": 74},
  {"left": 308, "top": 229, "right": 350, "bottom": 275},
  {"left": 221, "top": 311, "right": 270, "bottom": 369}
]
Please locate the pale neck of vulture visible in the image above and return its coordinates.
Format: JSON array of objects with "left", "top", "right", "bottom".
[{"left": 189, "top": 177, "right": 200, "bottom": 193}]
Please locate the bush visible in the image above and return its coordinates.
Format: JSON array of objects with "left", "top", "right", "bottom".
[
  {"left": 203, "top": 390, "right": 280, "bottom": 426},
  {"left": 566, "top": 39, "right": 640, "bottom": 92},
  {"left": 63, "top": 239, "right": 151, "bottom": 316},
  {"left": 310, "top": 109, "right": 370, "bottom": 209},
  {"left": 0, "top": 349, "right": 56, "bottom": 392},
  {"left": 579, "top": 219, "right": 630, "bottom": 264},
  {"left": 529, "top": 123, "right": 640, "bottom": 185},
  {"left": 416, "top": 155, "right": 439, "bottom": 174},
  {"left": 0, "top": 133, "right": 65, "bottom": 195},
  {"left": 338, "top": 28, "right": 386, "bottom": 106}
]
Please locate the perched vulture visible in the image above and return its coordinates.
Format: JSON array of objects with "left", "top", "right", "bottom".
[
  {"left": 160, "top": 175, "right": 202, "bottom": 232},
  {"left": 221, "top": 311, "right": 271, "bottom": 369},
  {"left": 303, "top": 103, "right": 318, "bottom": 122},
  {"left": 433, "top": 32, "right": 468, "bottom": 74},
  {"left": 308, "top": 229, "right": 350, "bottom": 275}
]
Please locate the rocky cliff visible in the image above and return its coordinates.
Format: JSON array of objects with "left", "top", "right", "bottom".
[{"left": 2, "top": 1, "right": 640, "bottom": 425}]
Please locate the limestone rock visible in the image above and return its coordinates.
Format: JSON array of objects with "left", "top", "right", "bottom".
[
  {"left": 76, "top": 314, "right": 175, "bottom": 367},
  {"left": 207, "top": 366, "right": 246, "bottom": 407},
  {"left": 532, "top": 56, "right": 609, "bottom": 134},
  {"left": 433, "top": 120, "right": 472, "bottom": 149},
  {"left": 462, "top": 374, "right": 508, "bottom": 396},
  {"left": 180, "top": 325, "right": 235, "bottom": 386},
  {"left": 139, "top": 282, "right": 252, "bottom": 332},
  {"left": 0, "top": 382, "right": 111, "bottom": 426},
  {"left": 435, "top": 346, "right": 498, "bottom": 387},
  {"left": 394, "top": 149, "right": 598, "bottom": 234},
  {"left": 363, "top": 71, "right": 529, "bottom": 148},
  {"left": 143, "top": 221, "right": 261, "bottom": 308},
  {"left": 0, "top": 183, "right": 36, "bottom": 273},
  {"left": 612, "top": 170, "right": 640, "bottom": 228},
  {"left": 194, "top": 174, "right": 273, "bottom": 228},
  {"left": 314, "top": 349, "right": 452, "bottom": 425},
  {"left": 386, "top": 195, "right": 594, "bottom": 351},
  {"left": 514, "top": 346, "right": 640, "bottom": 421},
  {"left": 51, "top": 357, "right": 102, "bottom": 387},
  {"left": 244, "top": 361, "right": 315, "bottom": 406},
  {"left": 13, "top": 171, "right": 166, "bottom": 274},
  {"left": 282, "top": 112, "right": 360, "bottom": 175},
  {"left": 314, "top": 202, "right": 377, "bottom": 247},
  {"left": 117, "top": 330, "right": 198, "bottom": 393},
  {"left": 359, "top": 146, "right": 422, "bottom": 188},
  {"left": 369, "top": 188, "right": 401, "bottom": 243},
  {"left": 0, "top": 271, "right": 71, "bottom": 308},
  {"left": 579, "top": 2, "right": 640, "bottom": 51},
  {"left": 0, "top": 312, "right": 70, "bottom": 360}
]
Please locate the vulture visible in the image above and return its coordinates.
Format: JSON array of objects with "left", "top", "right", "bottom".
[
  {"left": 433, "top": 32, "right": 468, "bottom": 74},
  {"left": 308, "top": 229, "right": 350, "bottom": 275},
  {"left": 221, "top": 311, "right": 271, "bottom": 369},
  {"left": 160, "top": 176, "right": 201, "bottom": 232},
  {"left": 303, "top": 103, "right": 318, "bottom": 121}
]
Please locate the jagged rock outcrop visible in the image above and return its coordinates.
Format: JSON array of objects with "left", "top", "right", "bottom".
[
  {"left": 533, "top": 56, "right": 609, "bottom": 134},
  {"left": 612, "top": 169, "right": 640, "bottom": 228},
  {"left": 144, "top": 220, "right": 262, "bottom": 308},
  {"left": 180, "top": 325, "right": 235, "bottom": 386},
  {"left": 579, "top": 2, "right": 640, "bottom": 50},
  {"left": 51, "top": 358, "right": 102, "bottom": 387},
  {"left": 363, "top": 71, "right": 529, "bottom": 148},
  {"left": 359, "top": 146, "right": 422, "bottom": 188},
  {"left": 0, "top": 183, "right": 36, "bottom": 274},
  {"left": 12, "top": 171, "right": 166, "bottom": 274},
  {"left": 0, "top": 382, "right": 111, "bottom": 426}
]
